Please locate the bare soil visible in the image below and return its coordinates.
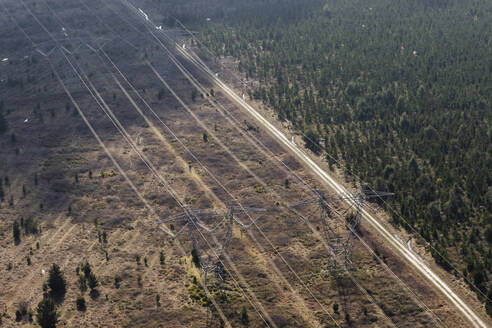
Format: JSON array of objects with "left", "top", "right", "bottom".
[{"left": 0, "top": 0, "right": 488, "bottom": 327}]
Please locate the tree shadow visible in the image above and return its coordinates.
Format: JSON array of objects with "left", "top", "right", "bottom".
[{"left": 49, "top": 291, "right": 65, "bottom": 305}]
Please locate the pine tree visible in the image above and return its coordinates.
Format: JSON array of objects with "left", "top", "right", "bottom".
[
  {"left": 87, "top": 272, "right": 98, "bottom": 291},
  {"left": 486, "top": 288, "right": 492, "bottom": 317},
  {"left": 191, "top": 248, "right": 200, "bottom": 268},
  {"left": 241, "top": 306, "right": 249, "bottom": 326},
  {"left": 48, "top": 264, "right": 66, "bottom": 298},
  {"left": 13, "top": 221, "right": 21, "bottom": 244},
  {"left": 0, "top": 111, "right": 7, "bottom": 134},
  {"left": 78, "top": 275, "right": 87, "bottom": 292},
  {"left": 36, "top": 298, "right": 58, "bottom": 328},
  {"left": 80, "top": 262, "right": 98, "bottom": 291},
  {"left": 0, "top": 179, "right": 4, "bottom": 201},
  {"left": 76, "top": 295, "right": 86, "bottom": 311}
]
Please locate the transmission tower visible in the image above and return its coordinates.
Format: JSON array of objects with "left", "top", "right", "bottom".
[
  {"left": 157, "top": 205, "right": 265, "bottom": 286},
  {"left": 157, "top": 206, "right": 222, "bottom": 277},
  {"left": 339, "top": 183, "right": 394, "bottom": 232},
  {"left": 289, "top": 190, "right": 353, "bottom": 277}
]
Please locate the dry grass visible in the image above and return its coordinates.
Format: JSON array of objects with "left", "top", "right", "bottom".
[{"left": 0, "top": 1, "right": 483, "bottom": 327}]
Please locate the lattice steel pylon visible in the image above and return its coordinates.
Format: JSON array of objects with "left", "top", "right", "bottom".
[
  {"left": 289, "top": 190, "right": 353, "bottom": 278},
  {"left": 339, "top": 183, "right": 394, "bottom": 232},
  {"left": 157, "top": 206, "right": 225, "bottom": 279},
  {"left": 289, "top": 184, "right": 394, "bottom": 278},
  {"left": 157, "top": 205, "right": 265, "bottom": 285}
]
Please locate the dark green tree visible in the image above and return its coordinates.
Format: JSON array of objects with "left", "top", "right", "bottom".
[
  {"left": 0, "top": 111, "right": 7, "bottom": 134},
  {"left": 303, "top": 130, "right": 320, "bottom": 155},
  {"left": 0, "top": 179, "right": 4, "bottom": 202},
  {"left": 241, "top": 306, "right": 249, "bottom": 326},
  {"left": 36, "top": 298, "right": 58, "bottom": 328},
  {"left": 160, "top": 251, "right": 165, "bottom": 266},
  {"left": 76, "top": 296, "right": 86, "bottom": 311},
  {"left": 114, "top": 275, "right": 122, "bottom": 288},
  {"left": 78, "top": 275, "right": 87, "bottom": 292},
  {"left": 13, "top": 220, "right": 21, "bottom": 244},
  {"left": 191, "top": 248, "right": 200, "bottom": 268},
  {"left": 486, "top": 287, "right": 492, "bottom": 316},
  {"left": 48, "top": 264, "right": 66, "bottom": 298},
  {"left": 87, "top": 272, "right": 98, "bottom": 291}
]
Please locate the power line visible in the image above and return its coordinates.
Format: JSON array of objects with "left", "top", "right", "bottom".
[
  {"left": 9, "top": 3, "right": 235, "bottom": 326},
  {"left": 165, "top": 13, "right": 489, "bottom": 324},
  {"left": 111, "top": 3, "right": 422, "bottom": 326},
  {"left": 110, "top": 3, "right": 446, "bottom": 325},
  {"left": 9, "top": 1, "right": 474, "bottom": 326},
  {"left": 100, "top": 2, "right": 346, "bottom": 324},
  {"left": 173, "top": 11, "right": 492, "bottom": 304}
]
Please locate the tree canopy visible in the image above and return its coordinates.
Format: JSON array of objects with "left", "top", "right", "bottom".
[{"left": 192, "top": 0, "right": 492, "bottom": 313}]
